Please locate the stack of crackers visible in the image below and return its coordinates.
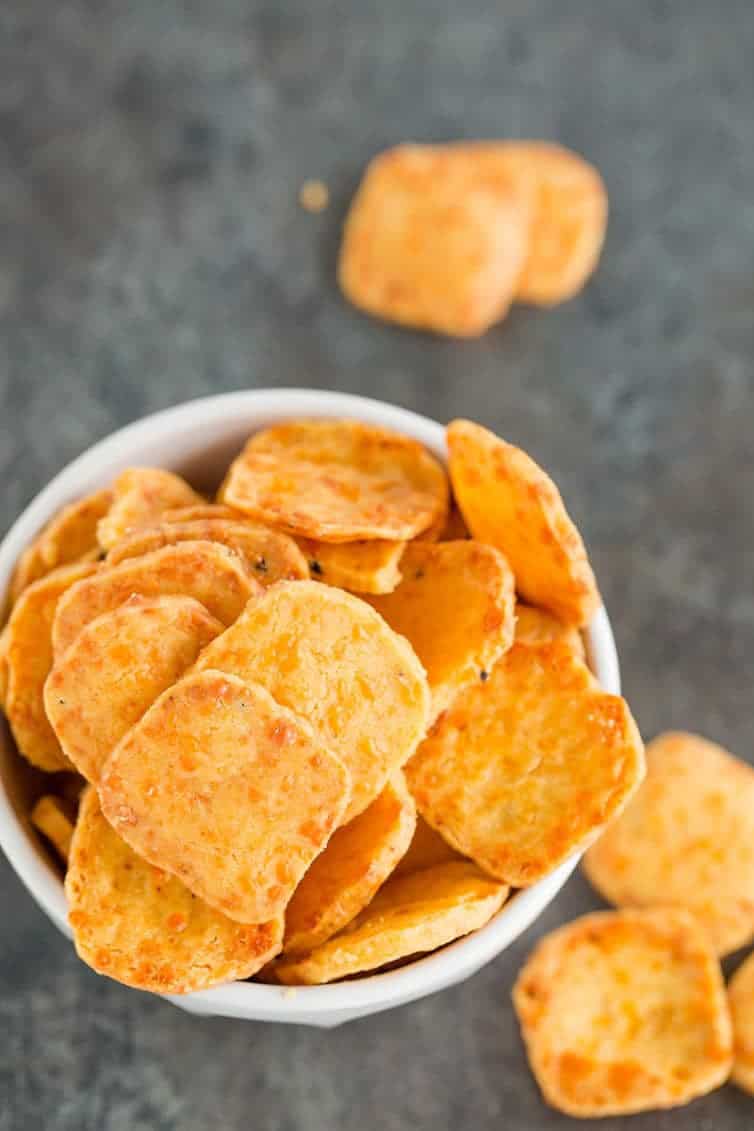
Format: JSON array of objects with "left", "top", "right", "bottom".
[{"left": 338, "top": 141, "right": 607, "bottom": 336}]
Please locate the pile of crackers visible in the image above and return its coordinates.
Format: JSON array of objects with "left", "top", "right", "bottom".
[
  {"left": 0, "top": 416, "right": 639, "bottom": 989},
  {"left": 2, "top": 416, "right": 752, "bottom": 1117},
  {"left": 338, "top": 141, "right": 607, "bottom": 336},
  {"left": 515, "top": 728, "right": 754, "bottom": 1115}
]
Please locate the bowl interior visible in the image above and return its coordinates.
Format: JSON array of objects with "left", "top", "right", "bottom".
[{"left": 0, "top": 389, "right": 619, "bottom": 1023}]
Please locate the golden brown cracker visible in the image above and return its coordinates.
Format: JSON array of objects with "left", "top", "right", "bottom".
[
  {"left": 195, "top": 581, "right": 430, "bottom": 822},
  {"left": 97, "top": 468, "right": 204, "bottom": 550},
  {"left": 9, "top": 489, "right": 111, "bottom": 604},
  {"left": 100, "top": 670, "right": 352, "bottom": 924},
  {"left": 67, "top": 788, "right": 282, "bottom": 994},
  {"left": 272, "top": 861, "right": 507, "bottom": 984},
  {"left": 4, "top": 561, "right": 98, "bottom": 771},
  {"left": 31, "top": 795, "right": 75, "bottom": 862},
  {"left": 220, "top": 419, "right": 448, "bottom": 543},
  {"left": 298, "top": 537, "right": 404, "bottom": 594},
  {"left": 502, "top": 141, "right": 607, "bottom": 305},
  {"left": 447, "top": 419, "right": 600, "bottom": 626},
  {"left": 583, "top": 731, "right": 754, "bottom": 956},
  {"left": 515, "top": 602, "right": 585, "bottom": 659},
  {"left": 45, "top": 595, "right": 223, "bottom": 784},
  {"left": 107, "top": 519, "right": 309, "bottom": 585},
  {"left": 367, "top": 540, "right": 515, "bottom": 720},
  {"left": 407, "top": 642, "right": 644, "bottom": 886},
  {"left": 393, "top": 816, "right": 465, "bottom": 878},
  {"left": 338, "top": 144, "right": 532, "bottom": 337},
  {"left": 52, "top": 541, "right": 259, "bottom": 658},
  {"left": 729, "top": 951, "right": 754, "bottom": 1095},
  {"left": 283, "top": 772, "right": 417, "bottom": 955},
  {"left": 163, "top": 504, "right": 241, "bottom": 523},
  {"left": 513, "top": 909, "right": 732, "bottom": 1117}
]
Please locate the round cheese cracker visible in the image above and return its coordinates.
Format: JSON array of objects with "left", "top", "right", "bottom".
[
  {"left": 100, "top": 670, "right": 352, "bottom": 924},
  {"left": 729, "top": 951, "right": 754, "bottom": 1095},
  {"left": 583, "top": 731, "right": 754, "bottom": 956},
  {"left": 67, "top": 788, "right": 283, "bottom": 994},
  {"left": 502, "top": 141, "right": 607, "bottom": 306},
  {"left": 195, "top": 581, "right": 430, "bottom": 822},
  {"left": 107, "top": 519, "right": 309, "bottom": 585},
  {"left": 52, "top": 541, "right": 259, "bottom": 658},
  {"left": 9, "top": 489, "right": 111, "bottom": 604},
  {"left": 367, "top": 541, "right": 515, "bottom": 721},
  {"left": 97, "top": 468, "right": 204, "bottom": 550},
  {"left": 406, "top": 641, "right": 645, "bottom": 886},
  {"left": 447, "top": 419, "right": 600, "bottom": 626},
  {"left": 284, "top": 772, "right": 417, "bottom": 955},
  {"left": 220, "top": 419, "right": 448, "bottom": 543},
  {"left": 5, "top": 561, "right": 98, "bottom": 771},
  {"left": 45, "top": 595, "right": 223, "bottom": 784},
  {"left": 297, "top": 537, "right": 405, "bottom": 595},
  {"left": 338, "top": 143, "right": 532, "bottom": 337},
  {"left": 271, "top": 861, "right": 507, "bottom": 985},
  {"left": 513, "top": 909, "right": 733, "bottom": 1117},
  {"left": 31, "top": 795, "right": 75, "bottom": 863},
  {"left": 515, "top": 602, "right": 585, "bottom": 659}
]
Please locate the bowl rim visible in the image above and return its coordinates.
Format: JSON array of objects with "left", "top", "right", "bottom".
[{"left": 0, "top": 388, "right": 620, "bottom": 1020}]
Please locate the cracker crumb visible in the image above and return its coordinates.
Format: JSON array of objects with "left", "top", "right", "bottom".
[
  {"left": 299, "top": 179, "right": 329, "bottom": 213},
  {"left": 282, "top": 986, "right": 298, "bottom": 999}
]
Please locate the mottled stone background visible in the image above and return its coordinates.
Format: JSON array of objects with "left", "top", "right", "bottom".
[{"left": 1, "top": 1, "right": 753, "bottom": 1128}]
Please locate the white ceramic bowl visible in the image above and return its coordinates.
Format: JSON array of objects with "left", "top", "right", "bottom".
[{"left": 0, "top": 389, "right": 620, "bottom": 1027}]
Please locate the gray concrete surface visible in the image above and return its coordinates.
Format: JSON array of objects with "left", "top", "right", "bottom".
[{"left": 1, "top": 1, "right": 754, "bottom": 1127}]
